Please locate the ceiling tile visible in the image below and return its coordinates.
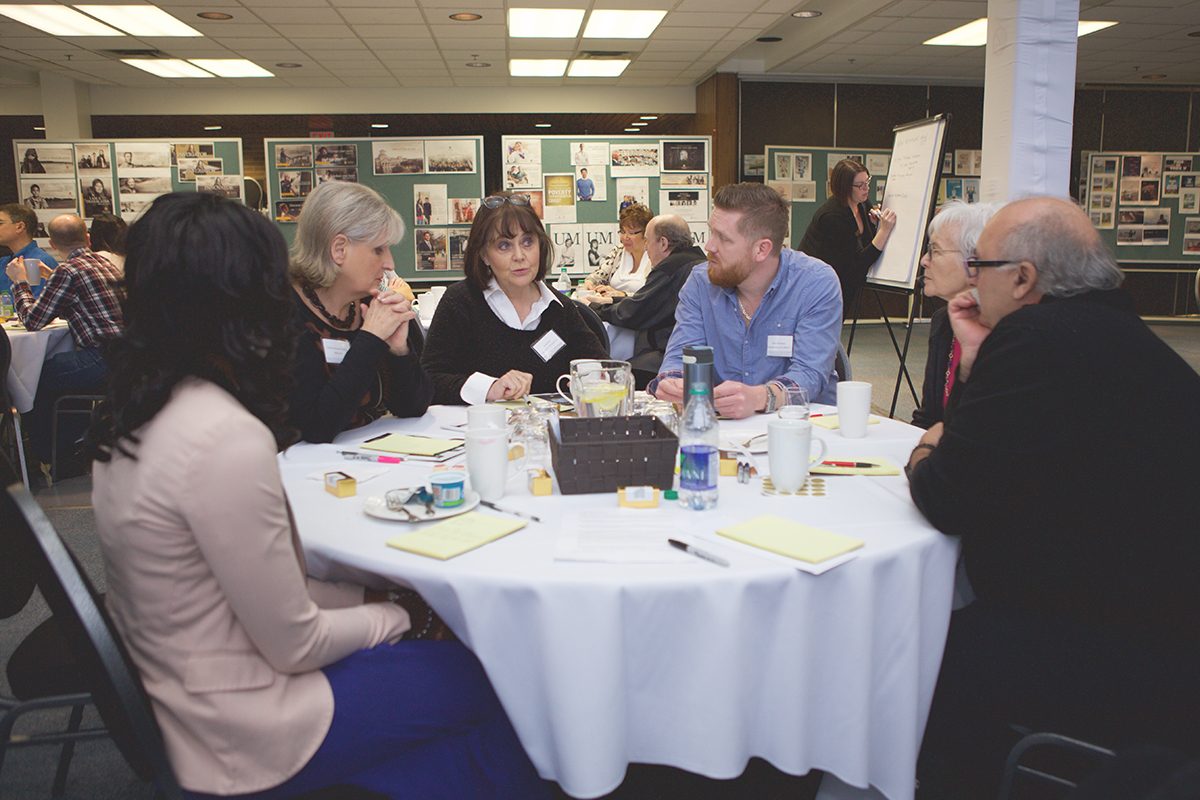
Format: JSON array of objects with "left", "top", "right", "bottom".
[
  {"left": 253, "top": 7, "right": 344, "bottom": 22},
  {"left": 337, "top": 8, "right": 426, "bottom": 23},
  {"left": 659, "top": 12, "right": 748, "bottom": 28}
]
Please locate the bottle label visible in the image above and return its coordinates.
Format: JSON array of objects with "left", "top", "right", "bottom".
[{"left": 680, "top": 445, "right": 718, "bottom": 492}]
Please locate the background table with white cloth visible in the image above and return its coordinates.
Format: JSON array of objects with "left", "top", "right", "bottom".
[
  {"left": 3, "top": 320, "right": 73, "bottom": 413},
  {"left": 280, "top": 406, "right": 959, "bottom": 800}
]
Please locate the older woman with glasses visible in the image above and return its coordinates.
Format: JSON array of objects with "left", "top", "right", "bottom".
[
  {"left": 421, "top": 192, "right": 607, "bottom": 404},
  {"left": 288, "top": 181, "right": 432, "bottom": 442},
  {"left": 799, "top": 158, "right": 898, "bottom": 320},
  {"left": 581, "top": 202, "right": 653, "bottom": 299},
  {"left": 911, "top": 200, "right": 998, "bottom": 429}
]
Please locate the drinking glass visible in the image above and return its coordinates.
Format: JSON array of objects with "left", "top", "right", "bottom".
[{"left": 555, "top": 359, "right": 633, "bottom": 418}]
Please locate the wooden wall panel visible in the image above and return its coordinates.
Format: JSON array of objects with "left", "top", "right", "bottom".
[
  {"left": 835, "top": 83, "right": 928, "bottom": 149},
  {"left": 1100, "top": 90, "right": 1191, "bottom": 152},
  {"left": 928, "top": 86, "right": 984, "bottom": 153},
  {"left": 740, "top": 81, "right": 835, "bottom": 162},
  {"left": 1, "top": 117, "right": 45, "bottom": 217},
  {"left": 695, "top": 72, "right": 739, "bottom": 190}
]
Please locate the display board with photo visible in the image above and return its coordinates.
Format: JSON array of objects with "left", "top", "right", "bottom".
[
  {"left": 263, "top": 136, "right": 484, "bottom": 279},
  {"left": 1085, "top": 150, "right": 1200, "bottom": 260}
]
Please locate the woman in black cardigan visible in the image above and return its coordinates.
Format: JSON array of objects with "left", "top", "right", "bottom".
[
  {"left": 422, "top": 193, "right": 607, "bottom": 405},
  {"left": 798, "top": 158, "right": 897, "bottom": 320}
]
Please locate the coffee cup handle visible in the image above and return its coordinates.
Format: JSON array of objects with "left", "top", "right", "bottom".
[
  {"left": 808, "top": 437, "right": 828, "bottom": 465},
  {"left": 555, "top": 374, "right": 572, "bottom": 399}
]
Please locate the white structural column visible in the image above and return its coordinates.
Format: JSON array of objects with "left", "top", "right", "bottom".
[
  {"left": 980, "top": 0, "right": 1079, "bottom": 202},
  {"left": 39, "top": 72, "right": 93, "bottom": 139}
]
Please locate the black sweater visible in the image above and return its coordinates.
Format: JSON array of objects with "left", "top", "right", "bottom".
[
  {"left": 421, "top": 280, "right": 608, "bottom": 405},
  {"left": 908, "top": 289, "right": 1200, "bottom": 646},
  {"left": 798, "top": 197, "right": 879, "bottom": 320},
  {"left": 288, "top": 291, "right": 433, "bottom": 443},
  {"left": 911, "top": 305, "right": 953, "bottom": 429}
]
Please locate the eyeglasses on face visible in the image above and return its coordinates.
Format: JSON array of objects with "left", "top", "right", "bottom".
[
  {"left": 621, "top": 228, "right": 645, "bottom": 236},
  {"left": 924, "top": 244, "right": 963, "bottom": 259},
  {"left": 851, "top": 179, "right": 871, "bottom": 189},
  {"left": 481, "top": 194, "right": 531, "bottom": 209},
  {"left": 964, "top": 257, "right": 1020, "bottom": 278}
]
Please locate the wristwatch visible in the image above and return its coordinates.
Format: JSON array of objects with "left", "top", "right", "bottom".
[{"left": 763, "top": 383, "right": 779, "bottom": 414}]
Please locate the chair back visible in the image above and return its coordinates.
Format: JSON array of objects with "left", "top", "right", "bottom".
[
  {"left": 834, "top": 341, "right": 852, "bottom": 381},
  {"left": 0, "top": 451, "right": 35, "bottom": 616},
  {"left": 572, "top": 298, "right": 610, "bottom": 356},
  {"left": 243, "top": 176, "right": 266, "bottom": 211},
  {"left": 2, "top": 483, "right": 183, "bottom": 799},
  {"left": 0, "top": 324, "right": 11, "bottom": 377}
]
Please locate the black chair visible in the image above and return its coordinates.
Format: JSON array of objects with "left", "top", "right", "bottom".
[
  {"left": 1, "top": 464, "right": 107, "bottom": 797},
  {"left": 572, "top": 298, "right": 610, "bottom": 356},
  {"left": 243, "top": 176, "right": 266, "bottom": 211},
  {"left": 49, "top": 393, "right": 103, "bottom": 482},
  {"left": 3, "top": 482, "right": 389, "bottom": 800},
  {"left": 998, "top": 730, "right": 1116, "bottom": 799},
  {"left": 0, "top": 326, "right": 30, "bottom": 486},
  {"left": 834, "top": 341, "right": 852, "bottom": 381}
]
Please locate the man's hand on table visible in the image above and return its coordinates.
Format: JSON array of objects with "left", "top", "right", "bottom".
[
  {"left": 653, "top": 377, "right": 684, "bottom": 405},
  {"left": 713, "top": 381, "right": 767, "bottom": 420}
]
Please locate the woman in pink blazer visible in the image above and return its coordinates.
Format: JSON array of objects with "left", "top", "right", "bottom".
[{"left": 88, "top": 192, "right": 549, "bottom": 799}]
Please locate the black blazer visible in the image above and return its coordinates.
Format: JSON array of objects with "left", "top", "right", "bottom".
[
  {"left": 911, "top": 306, "right": 953, "bottom": 429},
  {"left": 798, "top": 197, "right": 880, "bottom": 319}
]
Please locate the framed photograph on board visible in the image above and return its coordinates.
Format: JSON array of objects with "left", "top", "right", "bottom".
[{"left": 660, "top": 140, "right": 709, "bottom": 173}]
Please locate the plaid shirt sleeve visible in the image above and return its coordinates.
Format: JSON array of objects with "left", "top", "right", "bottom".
[{"left": 13, "top": 265, "right": 73, "bottom": 331}]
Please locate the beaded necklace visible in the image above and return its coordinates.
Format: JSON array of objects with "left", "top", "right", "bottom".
[{"left": 302, "top": 284, "right": 356, "bottom": 330}]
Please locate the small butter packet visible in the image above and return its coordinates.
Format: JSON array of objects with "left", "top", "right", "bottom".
[{"left": 618, "top": 485, "right": 660, "bottom": 509}]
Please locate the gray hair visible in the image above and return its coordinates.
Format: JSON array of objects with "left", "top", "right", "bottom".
[
  {"left": 996, "top": 197, "right": 1124, "bottom": 297},
  {"left": 650, "top": 214, "right": 692, "bottom": 252},
  {"left": 928, "top": 200, "right": 998, "bottom": 258},
  {"left": 289, "top": 181, "right": 405, "bottom": 288}
]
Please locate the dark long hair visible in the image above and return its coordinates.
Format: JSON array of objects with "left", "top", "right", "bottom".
[
  {"left": 463, "top": 192, "right": 552, "bottom": 290},
  {"left": 89, "top": 192, "right": 297, "bottom": 461}
]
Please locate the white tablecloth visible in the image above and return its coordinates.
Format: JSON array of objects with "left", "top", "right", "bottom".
[
  {"left": 280, "top": 406, "right": 958, "bottom": 800},
  {"left": 4, "top": 321, "right": 73, "bottom": 413}
]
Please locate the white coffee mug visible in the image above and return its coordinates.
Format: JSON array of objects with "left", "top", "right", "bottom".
[
  {"left": 767, "top": 419, "right": 828, "bottom": 493},
  {"left": 466, "top": 404, "right": 507, "bottom": 430},
  {"left": 836, "top": 381, "right": 872, "bottom": 439},
  {"left": 24, "top": 258, "right": 43, "bottom": 287},
  {"left": 465, "top": 428, "right": 509, "bottom": 502}
]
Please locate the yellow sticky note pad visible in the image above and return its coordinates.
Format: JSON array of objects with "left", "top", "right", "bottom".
[
  {"left": 361, "top": 434, "right": 462, "bottom": 457},
  {"left": 386, "top": 512, "right": 526, "bottom": 560},
  {"left": 810, "top": 415, "right": 882, "bottom": 430},
  {"left": 809, "top": 458, "right": 900, "bottom": 476},
  {"left": 716, "top": 515, "right": 863, "bottom": 564}
]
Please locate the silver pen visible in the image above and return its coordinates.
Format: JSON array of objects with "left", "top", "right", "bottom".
[
  {"left": 479, "top": 500, "right": 541, "bottom": 523},
  {"left": 668, "top": 538, "right": 730, "bottom": 567}
]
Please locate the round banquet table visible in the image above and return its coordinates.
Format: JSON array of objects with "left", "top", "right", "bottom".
[
  {"left": 279, "top": 405, "right": 959, "bottom": 800},
  {"left": 3, "top": 320, "right": 73, "bottom": 413}
]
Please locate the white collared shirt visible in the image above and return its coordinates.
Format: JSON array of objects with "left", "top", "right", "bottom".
[
  {"left": 460, "top": 278, "right": 563, "bottom": 405},
  {"left": 608, "top": 250, "right": 652, "bottom": 294}
]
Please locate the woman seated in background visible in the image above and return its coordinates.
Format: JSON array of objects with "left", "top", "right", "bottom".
[
  {"left": 88, "top": 192, "right": 549, "bottom": 800},
  {"left": 88, "top": 212, "right": 127, "bottom": 272},
  {"left": 798, "top": 158, "right": 897, "bottom": 320},
  {"left": 288, "top": 181, "right": 432, "bottom": 442},
  {"left": 911, "top": 200, "right": 997, "bottom": 429},
  {"left": 422, "top": 192, "right": 607, "bottom": 404},
  {"left": 582, "top": 203, "right": 653, "bottom": 298}
]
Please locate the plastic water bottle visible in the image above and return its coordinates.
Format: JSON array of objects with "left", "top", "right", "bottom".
[
  {"left": 553, "top": 265, "right": 571, "bottom": 292},
  {"left": 678, "top": 346, "right": 719, "bottom": 510},
  {"left": 0, "top": 292, "right": 12, "bottom": 319}
]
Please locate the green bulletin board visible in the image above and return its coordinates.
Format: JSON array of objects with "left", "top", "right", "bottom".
[
  {"left": 1085, "top": 151, "right": 1200, "bottom": 263},
  {"left": 263, "top": 136, "right": 485, "bottom": 283},
  {"left": 763, "top": 144, "right": 890, "bottom": 249},
  {"left": 13, "top": 138, "right": 245, "bottom": 243},
  {"left": 500, "top": 135, "right": 713, "bottom": 278}
]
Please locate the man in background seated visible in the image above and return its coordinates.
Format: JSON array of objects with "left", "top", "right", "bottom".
[
  {"left": 906, "top": 196, "right": 1200, "bottom": 798},
  {"left": 0, "top": 203, "right": 57, "bottom": 298},
  {"left": 6, "top": 214, "right": 124, "bottom": 476},
  {"left": 591, "top": 213, "right": 704, "bottom": 386},
  {"left": 650, "top": 183, "right": 841, "bottom": 417}
]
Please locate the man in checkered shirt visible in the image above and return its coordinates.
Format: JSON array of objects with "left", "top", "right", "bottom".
[{"left": 6, "top": 213, "right": 124, "bottom": 475}]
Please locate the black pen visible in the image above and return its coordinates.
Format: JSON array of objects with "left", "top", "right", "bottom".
[
  {"left": 479, "top": 500, "right": 541, "bottom": 523},
  {"left": 668, "top": 539, "right": 729, "bottom": 567}
]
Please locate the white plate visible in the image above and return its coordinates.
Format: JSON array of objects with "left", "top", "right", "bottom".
[
  {"left": 723, "top": 434, "right": 768, "bottom": 455},
  {"left": 363, "top": 490, "right": 480, "bottom": 522}
]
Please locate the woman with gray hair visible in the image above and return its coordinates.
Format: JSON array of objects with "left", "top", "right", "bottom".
[
  {"left": 289, "top": 181, "right": 432, "bottom": 442},
  {"left": 912, "top": 200, "right": 997, "bottom": 428}
]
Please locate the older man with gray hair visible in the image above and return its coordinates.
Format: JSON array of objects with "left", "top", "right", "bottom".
[
  {"left": 592, "top": 213, "right": 705, "bottom": 384},
  {"left": 906, "top": 196, "right": 1200, "bottom": 799}
]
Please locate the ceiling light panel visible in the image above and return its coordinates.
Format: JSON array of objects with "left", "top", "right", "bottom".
[
  {"left": 76, "top": 5, "right": 202, "bottom": 36},
  {"left": 509, "top": 58, "right": 568, "bottom": 76},
  {"left": 0, "top": 5, "right": 125, "bottom": 35},
  {"left": 188, "top": 58, "right": 273, "bottom": 76},
  {"left": 122, "top": 58, "right": 214, "bottom": 77},
  {"left": 567, "top": 58, "right": 629, "bottom": 76},
  {"left": 582, "top": 9, "right": 666, "bottom": 39},
  {"left": 508, "top": 8, "right": 584, "bottom": 38},
  {"left": 925, "top": 17, "right": 1117, "bottom": 46}
]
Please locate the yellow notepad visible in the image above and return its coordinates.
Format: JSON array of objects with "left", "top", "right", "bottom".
[
  {"left": 810, "top": 415, "right": 882, "bottom": 430},
  {"left": 386, "top": 512, "right": 527, "bottom": 560},
  {"left": 809, "top": 457, "right": 900, "bottom": 476},
  {"left": 716, "top": 515, "right": 863, "bottom": 564},
  {"left": 361, "top": 433, "right": 462, "bottom": 457}
]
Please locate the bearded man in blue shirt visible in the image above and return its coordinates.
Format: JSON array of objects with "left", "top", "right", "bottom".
[{"left": 650, "top": 183, "right": 842, "bottom": 417}]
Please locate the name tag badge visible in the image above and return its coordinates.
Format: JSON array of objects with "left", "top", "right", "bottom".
[
  {"left": 767, "top": 334, "right": 794, "bottom": 358},
  {"left": 531, "top": 330, "right": 566, "bottom": 362},
  {"left": 322, "top": 338, "right": 350, "bottom": 364}
]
